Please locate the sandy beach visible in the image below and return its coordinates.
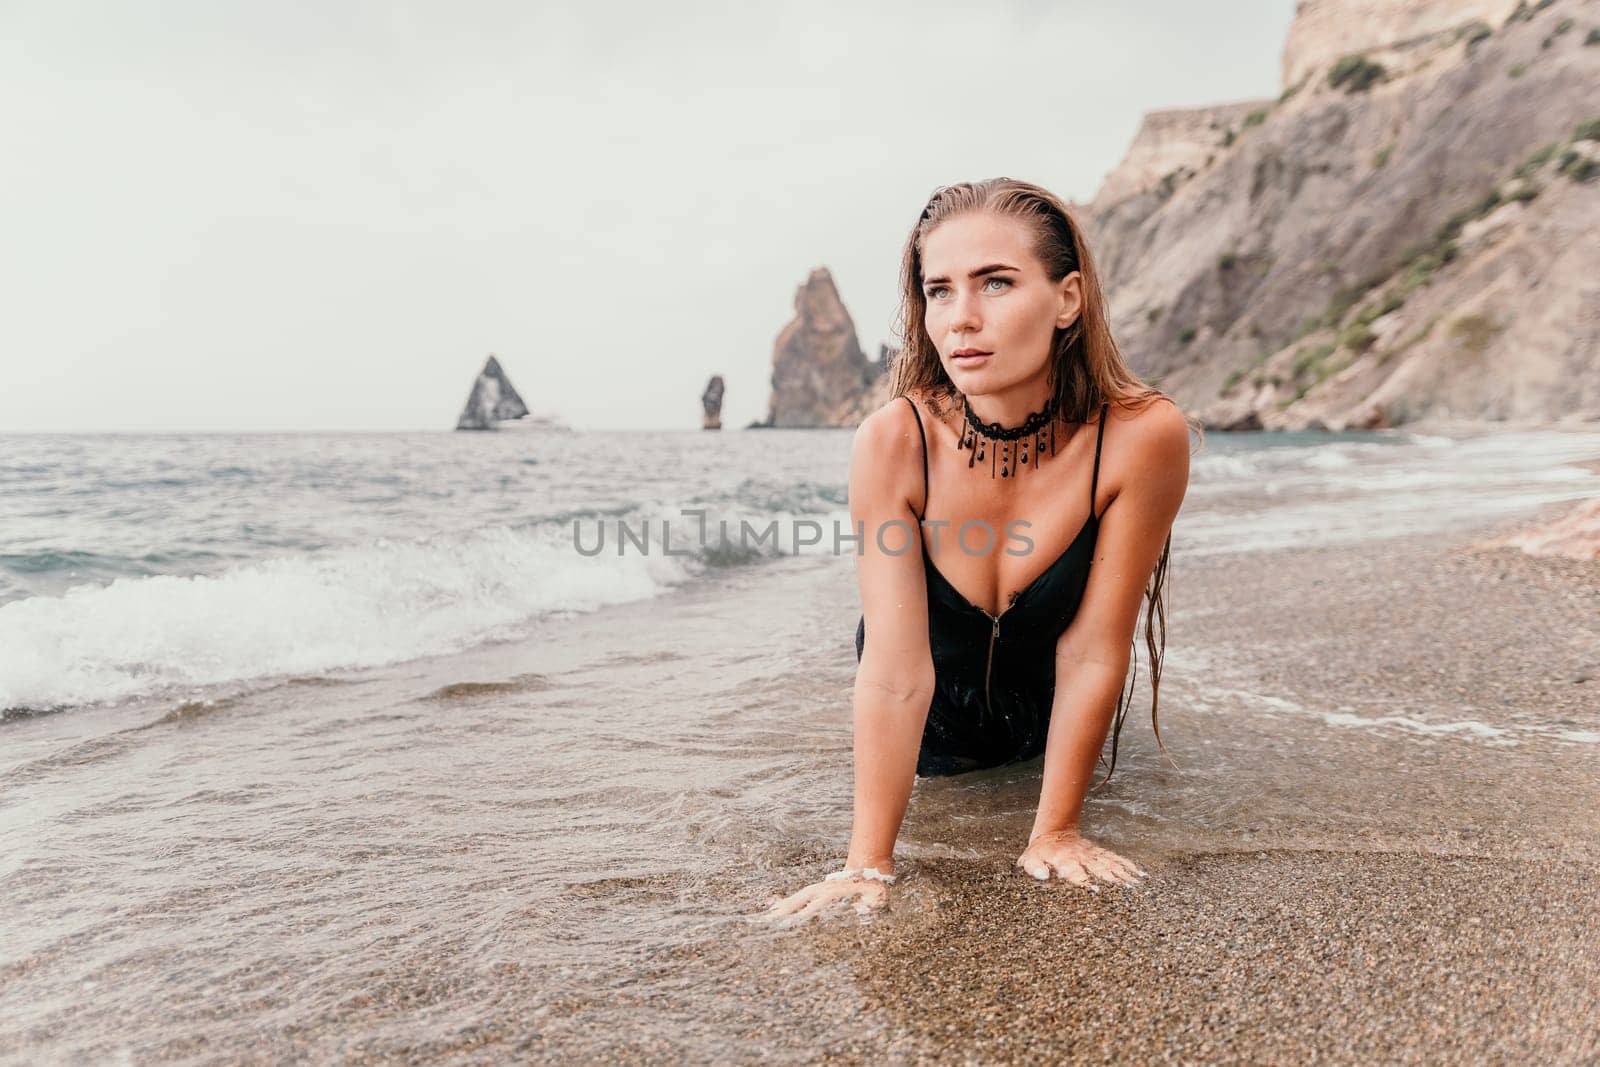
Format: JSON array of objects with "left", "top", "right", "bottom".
[
  {"left": 749, "top": 525, "right": 1600, "bottom": 1066},
  {"left": 3, "top": 431, "right": 1597, "bottom": 1065},
  {"left": 349, "top": 522, "right": 1600, "bottom": 1065}
]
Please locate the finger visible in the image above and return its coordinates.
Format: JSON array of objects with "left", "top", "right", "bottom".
[
  {"left": 1054, "top": 859, "right": 1093, "bottom": 888},
  {"left": 794, "top": 889, "right": 849, "bottom": 922},
  {"left": 1017, "top": 855, "right": 1054, "bottom": 881},
  {"left": 1078, "top": 851, "right": 1127, "bottom": 885},
  {"left": 1089, "top": 849, "right": 1138, "bottom": 883},
  {"left": 766, "top": 889, "right": 816, "bottom": 917},
  {"left": 1088, "top": 856, "right": 1138, "bottom": 888},
  {"left": 1108, "top": 854, "right": 1148, "bottom": 882},
  {"left": 1115, "top": 858, "right": 1147, "bottom": 885},
  {"left": 1110, "top": 865, "right": 1141, "bottom": 888}
]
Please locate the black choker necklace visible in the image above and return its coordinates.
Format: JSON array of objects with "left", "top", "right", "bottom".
[{"left": 959, "top": 395, "right": 1060, "bottom": 478}]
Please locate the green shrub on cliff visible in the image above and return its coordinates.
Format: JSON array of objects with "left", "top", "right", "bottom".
[
  {"left": 1437, "top": 190, "right": 1502, "bottom": 243},
  {"left": 1354, "top": 290, "right": 1405, "bottom": 327},
  {"left": 1292, "top": 344, "right": 1336, "bottom": 379},
  {"left": 1515, "top": 141, "right": 1559, "bottom": 176},
  {"left": 1397, "top": 240, "right": 1460, "bottom": 296},
  {"left": 1339, "top": 323, "right": 1377, "bottom": 352},
  {"left": 1460, "top": 21, "right": 1492, "bottom": 50},
  {"left": 1506, "top": 0, "right": 1556, "bottom": 26},
  {"left": 1328, "top": 54, "right": 1386, "bottom": 93},
  {"left": 1557, "top": 149, "right": 1599, "bottom": 182},
  {"left": 1449, "top": 313, "right": 1501, "bottom": 356}
]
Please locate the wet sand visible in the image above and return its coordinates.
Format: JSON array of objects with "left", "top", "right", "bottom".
[
  {"left": 410, "top": 514, "right": 1599, "bottom": 1065},
  {"left": 735, "top": 518, "right": 1600, "bottom": 1066},
  {"left": 4, "top": 503, "right": 1597, "bottom": 1064}
]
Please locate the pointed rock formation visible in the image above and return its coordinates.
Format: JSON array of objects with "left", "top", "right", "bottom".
[
  {"left": 763, "top": 268, "right": 893, "bottom": 428},
  {"left": 1083, "top": 0, "right": 1600, "bottom": 431},
  {"left": 702, "top": 375, "right": 725, "bottom": 430},
  {"left": 454, "top": 354, "right": 566, "bottom": 431}
]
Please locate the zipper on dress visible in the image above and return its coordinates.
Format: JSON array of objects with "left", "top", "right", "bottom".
[{"left": 982, "top": 612, "right": 1000, "bottom": 715}]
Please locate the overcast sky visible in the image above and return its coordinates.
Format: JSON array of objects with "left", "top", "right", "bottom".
[{"left": 2, "top": 1, "right": 1295, "bottom": 433}]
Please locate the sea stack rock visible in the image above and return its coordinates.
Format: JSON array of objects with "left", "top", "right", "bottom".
[
  {"left": 455, "top": 354, "right": 530, "bottom": 431},
  {"left": 701, "top": 375, "right": 724, "bottom": 430},
  {"left": 764, "top": 268, "right": 892, "bottom": 428}
]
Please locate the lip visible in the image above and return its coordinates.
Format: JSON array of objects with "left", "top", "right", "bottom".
[{"left": 951, "top": 348, "right": 991, "bottom": 360}]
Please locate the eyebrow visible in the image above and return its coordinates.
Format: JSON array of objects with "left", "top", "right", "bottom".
[{"left": 922, "top": 263, "right": 1019, "bottom": 286}]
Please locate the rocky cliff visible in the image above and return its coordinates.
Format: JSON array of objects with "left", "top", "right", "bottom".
[
  {"left": 1084, "top": 0, "right": 1600, "bottom": 431},
  {"left": 1093, "top": 101, "right": 1276, "bottom": 206},
  {"left": 1281, "top": 0, "right": 1522, "bottom": 88},
  {"left": 762, "top": 268, "right": 892, "bottom": 427}
]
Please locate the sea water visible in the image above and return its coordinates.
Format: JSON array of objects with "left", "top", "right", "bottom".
[{"left": 1, "top": 424, "right": 1597, "bottom": 1061}]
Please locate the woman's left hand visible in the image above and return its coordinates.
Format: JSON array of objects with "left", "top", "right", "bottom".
[{"left": 1016, "top": 829, "right": 1146, "bottom": 889}]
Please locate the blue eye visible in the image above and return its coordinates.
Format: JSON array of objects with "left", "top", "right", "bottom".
[{"left": 925, "top": 277, "right": 1011, "bottom": 299}]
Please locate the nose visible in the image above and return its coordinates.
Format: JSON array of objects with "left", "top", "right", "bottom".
[{"left": 949, "top": 289, "right": 982, "bottom": 336}]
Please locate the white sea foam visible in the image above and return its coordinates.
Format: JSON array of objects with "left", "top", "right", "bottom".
[
  {"left": 1190, "top": 685, "right": 1596, "bottom": 746},
  {"left": 0, "top": 523, "right": 693, "bottom": 711}
]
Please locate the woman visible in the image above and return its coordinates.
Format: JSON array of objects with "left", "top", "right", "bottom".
[{"left": 767, "top": 177, "right": 1195, "bottom": 921}]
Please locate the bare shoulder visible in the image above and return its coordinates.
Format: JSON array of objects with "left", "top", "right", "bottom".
[
  {"left": 850, "top": 395, "right": 925, "bottom": 515},
  {"left": 1109, "top": 394, "right": 1193, "bottom": 473},
  {"left": 852, "top": 394, "right": 923, "bottom": 465}
]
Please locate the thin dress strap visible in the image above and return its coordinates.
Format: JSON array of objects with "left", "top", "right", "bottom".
[
  {"left": 1089, "top": 402, "right": 1108, "bottom": 520},
  {"left": 902, "top": 395, "right": 929, "bottom": 520}
]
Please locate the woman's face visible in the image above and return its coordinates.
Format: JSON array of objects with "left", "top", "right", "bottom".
[{"left": 919, "top": 211, "right": 1082, "bottom": 396}]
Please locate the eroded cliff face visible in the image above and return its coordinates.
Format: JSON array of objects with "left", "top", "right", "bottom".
[
  {"left": 1281, "top": 0, "right": 1522, "bottom": 88},
  {"left": 1092, "top": 101, "right": 1275, "bottom": 207},
  {"left": 1085, "top": 0, "right": 1600, "bottom": 431},
  {"left": 764, "top": 268, "right": 892, "bottom": 428}
]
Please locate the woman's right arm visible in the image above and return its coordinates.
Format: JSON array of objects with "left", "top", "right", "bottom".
[
  {"left": 762, "top": 401, "right": 933, "bottom": 921},
  {"left": 842, "top": 402, "right": 936, "bottom": 875}
]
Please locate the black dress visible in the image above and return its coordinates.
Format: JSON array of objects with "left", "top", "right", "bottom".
[{"left": 855, "top": 396, "right": 1108, "bottom": 777}]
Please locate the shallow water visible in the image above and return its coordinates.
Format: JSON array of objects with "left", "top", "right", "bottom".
[{"left": 2, "top": 425, "right": 1598, "bottom": 1061}]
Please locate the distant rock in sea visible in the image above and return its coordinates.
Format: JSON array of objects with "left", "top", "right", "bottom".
[
  {"left": 702, "top": 375, "right": 724, "bottom": 430},
  {"left": 763, "top": 268, "right": 892, "bottom": 428},
  {"left": 455, "top": 355, "right": 568, "bottom": 432}
]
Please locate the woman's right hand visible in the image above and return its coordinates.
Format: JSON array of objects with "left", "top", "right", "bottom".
[{"left": 756, "top": 873, "right": 891, "bottom": 924}]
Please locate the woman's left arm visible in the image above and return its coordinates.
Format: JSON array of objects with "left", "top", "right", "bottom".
[{"left": 1021, "top": 399, "right": 1191, "bottom": 880}]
